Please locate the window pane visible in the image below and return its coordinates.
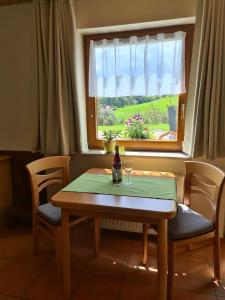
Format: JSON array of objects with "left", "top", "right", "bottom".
[
  {"left": 89, "top": 32, "right": 186, "bottom": 97},
  {"left": 97, "top": 95, "right": 178, "bottom": 141}
]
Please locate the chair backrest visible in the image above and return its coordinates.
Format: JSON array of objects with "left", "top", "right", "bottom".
[
  {"left": 26, "top": 156, "right": 70, "bottom": 211},
  {"left": 184, "top": 161, "right": 225, "bottom": 231}
]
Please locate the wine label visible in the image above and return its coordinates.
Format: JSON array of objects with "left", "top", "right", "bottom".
[{"left": 112, "top": 168, "right": 122, "bottom": 182}]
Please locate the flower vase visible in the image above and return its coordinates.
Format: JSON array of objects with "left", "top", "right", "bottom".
[{"left": 103, "top": 141, "right": 116, "bottom": 153}]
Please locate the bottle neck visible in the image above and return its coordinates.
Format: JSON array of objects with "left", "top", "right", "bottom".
[
  {"left": 115, "top": 145, "right": 119, "bottom": 155},
  {"left": 113, "top": 154, "right": 120, "bottom": 163},
  {"left": 113, "top": 146, "right": 120, "bottom": 165}
]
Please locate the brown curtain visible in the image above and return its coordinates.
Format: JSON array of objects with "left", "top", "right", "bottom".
[
  {"left": 34, "top": 0, "right": 79, "bottom": 155},
  {"left": 183, "top": 0, "right": 225, "bottom": 159}
]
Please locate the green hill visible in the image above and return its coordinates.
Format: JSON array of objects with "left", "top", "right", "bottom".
[{"left": 114, "top": 96, "right": 178, "bottom": 122}]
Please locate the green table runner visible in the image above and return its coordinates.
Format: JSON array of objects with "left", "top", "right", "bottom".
[{"left": 63, "top": 173, "right": 177, "bottom": 201}]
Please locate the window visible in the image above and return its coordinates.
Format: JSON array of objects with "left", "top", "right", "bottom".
[{"left": 84, "top": 24, "right": 194, "bottom": 151}]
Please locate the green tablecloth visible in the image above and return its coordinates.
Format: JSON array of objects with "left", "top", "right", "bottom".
[{"left": 63, "top": 173, "right": 177, "bottom": 201}]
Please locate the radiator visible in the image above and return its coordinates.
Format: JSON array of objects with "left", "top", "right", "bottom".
[
  {"left": 100, "top": 176, "right": 185, "bottom": 233},
  {"left": 101, "top": 219, "right": 144, "bottom": 233}
]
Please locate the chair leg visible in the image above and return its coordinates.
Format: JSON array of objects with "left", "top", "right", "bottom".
[
  {"left": 32, "top": 217, "right": 39, "bottom": 255},
  {"left": 167, "top": 241, "right": 175, "bottom": 300},
  {"left": 55, "top": 227, "right": 62, "bottom": 281},
  {"left": 214, "top": 235, "right": 221, "bottom": 282},
  {"left": 94, "top": 217, "right": 100, "bottom": 256},
  {"left": 142, "top": 223, "right": 148, "bottom": 265}
]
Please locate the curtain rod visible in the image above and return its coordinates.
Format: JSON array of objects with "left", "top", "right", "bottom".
[{"left": 0, "top": 0, "right": 32, "bottom": 5}]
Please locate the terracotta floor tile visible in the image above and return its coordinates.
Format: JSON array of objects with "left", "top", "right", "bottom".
[
  {"left": 124, "top": 237, "right": 158, "bottom": 284},
  {"left": 124, "top": 251, "right": 157, "bottom": 284},
  {"left": 70, "top": 252, "right": 92, "bottom": 273},
  {"left": 70, "top": 222, "right": 94, "bottom": 243},
  {"left": 205, "top": 242, "right": 225, "bottom": 267},
  {"left": 99, "top": 234, "right": 133, "bottom": 261},
  {"left": 0, "top": 230, "right": 30, "bottom": 259},
  {"left": 85, "top": 254, "right": 127, "bottom": 278},
  {"left": 72, "top": 273, "right": 122, "bottom": 300},
  {"left": 204, "top": 246, "right": 215, "bottom": 266},
  {"left": 119, "top": 280, "right": 157, "bottom": 300},
  {"left": 0, "top": 226, "right": 225, "bottom": 300},
  {"left": 13, "top": 239, "right": 53, "bottom": 266},
  {"left": 175, "top": 251, "right": 209, "bottom": 271},
  {"left": 216, "top": 265, "right": 225, "bottom": 282},
  {"left": 214, "top": 272, "right": 225, "bottom": 297},
  {"left": 172, "top": 289, "right": 217, "bottom": 300},
  {"left": 0, "top": 259, "right": 10, "bottom": 272},
  {"left": 0, "top": 295, "right": 22, "bottom": 300},
  {"left": 0, "top": 260, "right": 44, "bottom": 297},
  {"left": 130, "top": 235, "right": 156, "bottom": 251},
  {"left": 173, "top": 266, "right": 216, "bottom": 295},
  {"left": 166, "top": 251, "right": 215, "bottom": 295},
  {"left": 101, "top": 230, "right": 134, "bottom": 246},
  {"left": 70, "top": 233, "right": 96, "bottom": 258},
  {"left": 25, "top": 266, "right": 80, "bottom": 300},
  {"left": 47, "top": 234, "right": 95, "bottom": 272}
]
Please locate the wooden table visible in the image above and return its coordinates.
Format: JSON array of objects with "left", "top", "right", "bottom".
[{"left": 51, "top": 168, "right": 177, "bottom": 300}]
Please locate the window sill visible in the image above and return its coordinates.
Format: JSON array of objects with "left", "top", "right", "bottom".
[{"left": 82, "top": 149, "right": 190, "bottom": 159}]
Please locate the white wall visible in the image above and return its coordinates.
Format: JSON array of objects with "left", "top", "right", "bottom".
[
  {"left": 75, "top": 0, "right": 197, "bottom": 28},
  {"left": 0, "top": 3, "right": 38, "bottom": 151}
]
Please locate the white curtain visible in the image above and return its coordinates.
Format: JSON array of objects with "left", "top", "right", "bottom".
[{"left": 89, "top": 31, "right": 186, "bottom": 97}]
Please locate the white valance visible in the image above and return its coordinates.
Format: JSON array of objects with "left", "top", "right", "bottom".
[{"left": 89, "top": 31, "right": 186, "bottom": 97}]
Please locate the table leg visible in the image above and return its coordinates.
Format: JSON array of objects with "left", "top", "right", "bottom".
[
  {"left": 61, "top": 209, "right": 71, "bottom": 298},
  {"left": 94, "top": 217, "right": 100, "bottom": 256},
  {"left": 157, "top": 219, "right": 168, "bottom": 300}
]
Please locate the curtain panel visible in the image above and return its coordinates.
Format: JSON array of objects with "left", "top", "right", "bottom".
[
  {"left": 89, "top": 32, "right": 186, "bottom": 97},
  {"left": 183, "top": 0, "right": 225, "bottom": 159},
  {"left": 34, "top": 0, "right": 79, "bottom": 155}
]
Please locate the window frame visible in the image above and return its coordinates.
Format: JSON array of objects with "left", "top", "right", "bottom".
[{"left": 83, "top": 24, "right": 194, "bottom": 152}]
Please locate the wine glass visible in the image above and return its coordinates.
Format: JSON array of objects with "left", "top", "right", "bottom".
[{"left": 124, "top": 160, "right": 134, "bottom": 185}]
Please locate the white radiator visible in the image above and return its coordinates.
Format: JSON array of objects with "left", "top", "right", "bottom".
[
  {"left": 101, "top": 219, "right": 143, "bottom": 233},
  {"left": 100, "top": 176, "right": 184, "bottom": 234}
]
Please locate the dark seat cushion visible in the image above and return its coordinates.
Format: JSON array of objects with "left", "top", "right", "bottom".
[
  {"left": 37, "top": 203, "right": 61, "bottom": 226},
  {"left": 37, "top": 203, "right": 84, "bottom": 226},
  {"left": 168, "top": 204, "right": 214, "bottom": 241}
]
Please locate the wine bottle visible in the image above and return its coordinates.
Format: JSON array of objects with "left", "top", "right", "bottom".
[{"left": 112, "top": 145, "right": 122, "bottom": 183}]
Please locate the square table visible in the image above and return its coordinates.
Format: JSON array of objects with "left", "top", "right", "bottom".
[{"left": 51, "top": 168, "right": 177, "bottom": 300}]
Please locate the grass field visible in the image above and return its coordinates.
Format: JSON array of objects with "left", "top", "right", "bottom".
[
  {"left": 97, "top": 96, "right": 178, "bottom": 138},
  {"left": 113, "top": 96, "right": 178, "bottom": 122}
]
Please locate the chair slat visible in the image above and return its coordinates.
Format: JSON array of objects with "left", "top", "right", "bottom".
[
  {"left": 38, "top": 179, "right": 64, "bottom": 193},
  {"left": 36, "top": 169, "right": 64, "bottom": 186},
  {"left": 189, "top": 188, "right": 216, "bottom": 214},
  {"left": 191, "top": 174, "right": 217, "bottom": 198}
]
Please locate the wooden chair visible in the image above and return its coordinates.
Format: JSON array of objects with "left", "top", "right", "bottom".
[
  {"left": 26, "top": 156, "right": 100, "bottom": 279},
  {"left": 142, "top": 161, "right": 225, "bottom": 300},
  {"left": 158, "top": 131, "right": 176, "bottom": 140}
]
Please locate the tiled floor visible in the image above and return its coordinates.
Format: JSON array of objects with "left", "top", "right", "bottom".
[{"left": 0, "top": 222, "right": 225, "bottom": 300}]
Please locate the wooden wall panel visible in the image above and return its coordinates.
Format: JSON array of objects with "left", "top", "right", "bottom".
[
  {"left": 0, "top": 0, "right": 31, "bottom": 5},
  {"left": 0, "top": 151, "right": 43, "bottom": 205}
]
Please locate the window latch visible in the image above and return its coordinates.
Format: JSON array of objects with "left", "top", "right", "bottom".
[{"left": 181, "top": 104, "right": 186, "bottom": 119}]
